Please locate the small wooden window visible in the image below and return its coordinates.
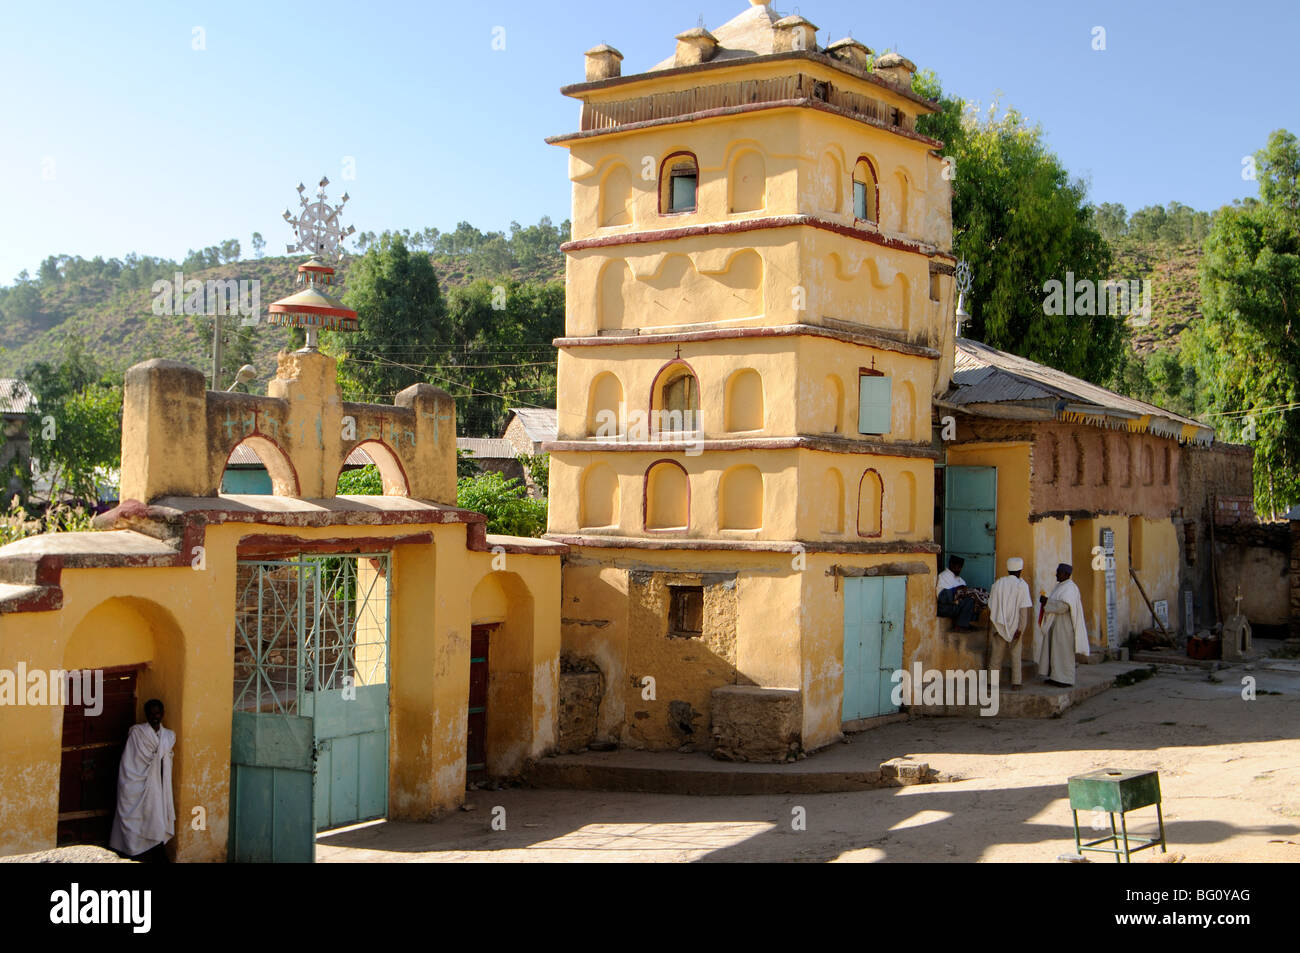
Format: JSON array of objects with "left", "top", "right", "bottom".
[
  {"left": 853, "top": 158, "right": 878, "bottom": 223},
  {"left": 668, "top": 586, "right": 704, "bottom": 638},
  {"left": 660, "top": 154, "right": 699, "bottom": 214},
  {"left": 661, "top": 372, "right": 700, "bottom": 432}
]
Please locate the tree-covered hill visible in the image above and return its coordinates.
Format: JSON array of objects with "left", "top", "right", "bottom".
[{"left": 0, "top": 218, "right": 568, "bottom": 382}]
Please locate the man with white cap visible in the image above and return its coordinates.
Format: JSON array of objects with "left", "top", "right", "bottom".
[{"left": 987, "top": 557, "right": 1033, "bottom": 690}]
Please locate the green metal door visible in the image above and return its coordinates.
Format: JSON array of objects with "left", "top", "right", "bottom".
[
  {"left": 304, "top": 556, "right": 390, "bottom": 832},
  {"left": 842, "top": 575, "right": 906, "bottom": 721},
  {"left": 944, "top": 465, "right": 998, "bottom": 591},
  {"left": 229, "top": 556, "right": 390, "bottom": 862}
]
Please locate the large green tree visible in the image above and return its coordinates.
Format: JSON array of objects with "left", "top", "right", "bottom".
[
  {"left": 439, "top": 279, "right": 564, "bottom": 435},
  {"left": 915, "top": 76, "right": 1122, "bottom": 382},
  {"left": 324, "top": 234, "right": 450, "bottom": 403},
  {"left": 22, "top": 340, "right": 122, "bottom": 504},
  {"left": 1188, "top": 129, "right": 1300, "bottom": 515}
]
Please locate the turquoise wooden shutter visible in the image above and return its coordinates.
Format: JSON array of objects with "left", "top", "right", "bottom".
[{"left": 858, "top": 375, "right": 892, "bottom": 434}]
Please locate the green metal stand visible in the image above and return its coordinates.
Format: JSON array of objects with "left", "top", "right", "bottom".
[{"left": 1068, "top": 768, "right": 1167, "bottom": 863}]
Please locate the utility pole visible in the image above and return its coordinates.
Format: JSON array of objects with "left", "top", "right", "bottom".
[{"left": 211, "top": 313, "right": 224, "bottom": 390}]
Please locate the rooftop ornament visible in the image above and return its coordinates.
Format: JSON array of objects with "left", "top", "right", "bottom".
[
  {"left": 268, "top": 177, "right": 358, "bottom": 347},
  {"left": 954, "top": 258, "right": 973, "bottom": 338}
]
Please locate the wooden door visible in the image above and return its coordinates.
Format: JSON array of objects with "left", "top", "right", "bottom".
[
  {"left": 467, "top": 626, "right": 493, "bottom": 781},
  {"left": 58, "top": 666, "right": 139, "bottom": 846}
]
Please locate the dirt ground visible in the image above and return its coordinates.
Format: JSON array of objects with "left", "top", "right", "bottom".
[{"left": 316, "top": 663, "right": 1300, "bottom": 863}]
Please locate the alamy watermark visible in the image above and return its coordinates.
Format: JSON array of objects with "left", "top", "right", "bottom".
[
  {"left": 595, "top": 405, "right": 704, "bottom": 456},
  {"left": 151, "top": 272, "right": 261, "bottom": 325},
  {"left": 0, "top": 664, "right": 104, "bottom": 716},
  {"left": 1042, "top": 273, "right": 1151, "bottom": 326},
  {"left": 891, "top": 663, "right": 999, "bottom": 716}
]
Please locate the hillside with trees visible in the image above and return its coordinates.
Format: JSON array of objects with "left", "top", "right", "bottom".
[{"left": 0, "top": 217, "right": 569, "bottom": 437}]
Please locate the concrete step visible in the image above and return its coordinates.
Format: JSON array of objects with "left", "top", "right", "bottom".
[
  {"left": 525, "top": 749, "right": 950, "bottom": 796},
  {"left": 910, "top": 661, "right": 1148, "bottom": 718}
]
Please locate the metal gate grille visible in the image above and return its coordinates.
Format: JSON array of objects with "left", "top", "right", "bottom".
[
  {"left": 229, "top": 554, "right": 391, "bottom": 861},
  {"left": 234, "top": 556, "right": 391, "bottom": 713}
]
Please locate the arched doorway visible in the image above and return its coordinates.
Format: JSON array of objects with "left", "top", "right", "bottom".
[
  {"left": 468, "top": 572, "right": 536, "bottom": 779},
  {"left": 59, "top": 597, "right": 184, "bottom": 850}
]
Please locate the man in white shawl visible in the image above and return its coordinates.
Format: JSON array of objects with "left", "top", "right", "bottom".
[
  {"left": 109, "top": 698, "right": 176, "bottom": 861},
  {"left": 1036, "top": 563, "right": 1090, "bottom": 687},
  {"left": 987, "top": 556, "right": 1033, "bottom": 690}
]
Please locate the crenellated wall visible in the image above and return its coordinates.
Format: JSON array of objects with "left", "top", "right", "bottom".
[{"left": 120, "top": 349, "right": 456, "bottom": 504}]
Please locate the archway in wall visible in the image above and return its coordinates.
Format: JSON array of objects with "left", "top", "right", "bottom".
[
  {"left": 600, "top": 163, "right": 635, "bottom": 227},
  {"left": 719, "top": 465, "right": 763, "bottom": 530},
  {"left": 857, "top": 469, "right": 883, "bottom": 537},
  {"left": 650, "top": 361, "right": 701, "bottom": 435},
  {"left": 230, "top": 552, "right": 392, "bottom": 861},
  {"left": 336, "top": 440, "right": 410, "bottom": 496},
  {"left": 821, "top": 468, "right": 844, "bottom": 534},
  {"left": 587, "top": 372, "right": 625, "bottom": 437},
  {"left": 221, "top": 435, "right": 298, "bottom": 496},
  {"left": 580, "top": 463, "right": 620, "bottom": 529},
  {"left": 60, "top": 597, "right": 185, "bottom": 850},
  {"left": 724, "top": 369, "right": 764, "bottom": 432},
  {"left": 645, "top": 460, "right": 690, "bottom": 530},
  {"left": 469, "top": 572, "right": 537, "bottom": 778},
  {"left": 729, "top": 149, "right": 766, "bottom": 213}
]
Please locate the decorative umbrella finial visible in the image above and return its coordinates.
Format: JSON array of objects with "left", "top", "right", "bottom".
[{"left": 269, "top": 177, "right": 359, "bottom": 347}]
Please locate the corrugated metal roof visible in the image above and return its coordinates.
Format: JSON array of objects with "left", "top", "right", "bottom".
[
  {"left": 949, "top": 339, "right": 1214, "bottom": 443},
  {"left": 457, "top": 437, "right": 517, "bottom": 459},
  {"left": 506, "top": 408, "right": 558, "bottom": 444},
  {"left": 225, "top": 445, "right": 373, "bottom": 467},
  {"left": 0, "top": 379, "right": 36, "bottom": 414}
]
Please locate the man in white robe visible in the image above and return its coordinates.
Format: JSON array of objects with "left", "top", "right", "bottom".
[
  {"left": 1035, "top": 563, "right": 1090, "bottom": 686},
  {"left": 109, "top": 698, "right": 176, "bottom": 861},
  {"left": 988, "top": 557, "right": 1033, "bottom": 690}
]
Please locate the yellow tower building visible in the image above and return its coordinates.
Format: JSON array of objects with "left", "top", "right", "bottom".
[{"left": 545, "top": 1, "right": 957, "bottom": 759}]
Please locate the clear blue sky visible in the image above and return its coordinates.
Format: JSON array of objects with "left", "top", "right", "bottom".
[{"left": 0, "top": 0, "right": 1295, "bottom": 283}]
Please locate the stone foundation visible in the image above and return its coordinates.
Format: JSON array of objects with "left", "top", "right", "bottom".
[
  {"left": 709, "top": 685, "right": 802, "bottom": 763},
  {"left": 557, "top": 668, "right": 604, "bottom": 753}
]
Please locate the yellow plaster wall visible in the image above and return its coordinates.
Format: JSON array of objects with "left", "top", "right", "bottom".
[
  {"left": 0, "top": 518, "right": 560, "bottom": 860},
  {"left": 799, "top": 553, "right": 936, "bottom": 750},
  {"left": 0, "top": 554, "right": 231, "bottom": 862},
  {"left": 944, "top": 442, "right": 1034, "bottom": 575},
  {"left": 1070, "top": 516, "right": 1130, "bottom": 651},
  {"left": 557, "top": 337, "right": 798, "bottom": 439},
  {"left": 558, "top": 562, "right": 631, "bottom": 741},
  {"left": 1126, "top": 517, "right": 1181, "bottom": 635},
  {"left": 568, "top": 110, "right": 804, "bottom": 238},
  {"left": 1030, "top": 517, "right": 1073, "bottom": 657},
  {"left": 793, "top": 336, "right": 934, "bottom": 442}
]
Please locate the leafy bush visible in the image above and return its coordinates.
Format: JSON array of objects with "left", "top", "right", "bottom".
[
  {"left": 334, "top": 464, "right": 548, "bottom": 537},
  {"left": 517, "top": 452, "right": 549, "bottom": 496},
  {"left": 335, "top": 464, "right": 384, "bottom": 495},
  {"left": 456, "top": 471, "right": 547, "bottom": 538}
]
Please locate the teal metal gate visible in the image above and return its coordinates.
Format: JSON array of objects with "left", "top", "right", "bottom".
[
  {"left": 944, "top": 465, "right": 998, "bottom": 591},
  {"left": 229, "top": 555, "right": 391, "bottom": 863},
  {"left": 842, "top": 575, "right": 906, "bottom": 721}
]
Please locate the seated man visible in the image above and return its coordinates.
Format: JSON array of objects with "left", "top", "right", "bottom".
[{"left": 936, "top": 555, "right": 981, "bottom": 632}]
